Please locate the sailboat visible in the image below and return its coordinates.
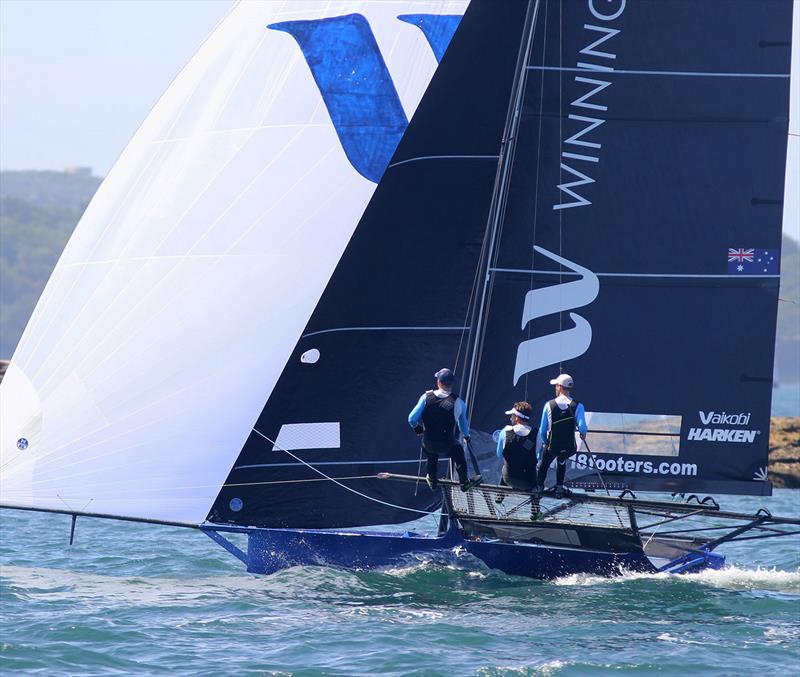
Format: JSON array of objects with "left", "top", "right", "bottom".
[{"left": 1, "top": 0, "right": 798, "bottom": 580}]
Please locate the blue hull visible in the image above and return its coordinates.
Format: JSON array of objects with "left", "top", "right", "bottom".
[{"left": 227, "top": 524, "right": 725, "bottom": 579}]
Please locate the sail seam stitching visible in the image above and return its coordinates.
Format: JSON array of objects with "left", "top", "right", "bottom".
[
  {"left": 527, "top": 66, "right": 790, "bottom": 78},
  {"left": 489, "top": 268, "right": 781, "bottom": 279},
  {"left": 302, "top": 325, "right": 468, "bottom": 338},
  {"left": 388, "top": 154, "right": 499, "bottom": 168}
]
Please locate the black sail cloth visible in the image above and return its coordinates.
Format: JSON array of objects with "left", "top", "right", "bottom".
[
  {"left": 210, "top": 0, "right": 793, "bottom": 530},
  {"left": 208, "top": 1, "right": 531, "bottom": 529},
  {"left": 467, "top": 0, "right": 792, "bottom": 496}
]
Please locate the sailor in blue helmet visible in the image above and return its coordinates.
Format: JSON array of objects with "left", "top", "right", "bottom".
[
  {"left": 536, "top": 374, "right": 588, "bottom": 499},
  {"left": 408, "top": 368, "right": 481, "bottom": 492}
]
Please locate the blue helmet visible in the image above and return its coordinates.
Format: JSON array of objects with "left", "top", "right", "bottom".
[{"left": 434, "top": 368, "right": 454, "bottom": 385}]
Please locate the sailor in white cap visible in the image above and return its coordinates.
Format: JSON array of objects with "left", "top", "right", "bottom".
[
  {"left": 495, "top": 401, "right": 540, "bottom": 519},
  {"left": 536, "top": 374, "right": 588, "bottom": 499}
]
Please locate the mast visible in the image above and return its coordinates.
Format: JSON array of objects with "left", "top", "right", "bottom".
[{"left": 463, "top": 0, "right": 542, "bottom": 412}]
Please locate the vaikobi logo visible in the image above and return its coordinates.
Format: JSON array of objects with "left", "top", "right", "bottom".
[
  {"left": 698, "top": 411, "right": 751, "bottom": 426},
  {"left": 687, "top": 410, "right": 759, "bottom": 443}
]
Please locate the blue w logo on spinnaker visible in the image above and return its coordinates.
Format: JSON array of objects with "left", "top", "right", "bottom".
[{"left": 269, "top": 13, "right": 462, "bottom": 182}]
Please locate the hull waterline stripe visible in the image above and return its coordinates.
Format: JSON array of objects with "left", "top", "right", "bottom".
[{"left": 527, "top": 66, "right": 790, "bottom": 79}]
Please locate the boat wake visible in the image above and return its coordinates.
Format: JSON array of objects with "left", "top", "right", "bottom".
[{"left": 553, "top": 565, "right": 800, "bottom": 592}]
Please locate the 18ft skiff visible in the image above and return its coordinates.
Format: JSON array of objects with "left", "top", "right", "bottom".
[{"left": 1, "top": 0, "right": 798, "bottom": 579}]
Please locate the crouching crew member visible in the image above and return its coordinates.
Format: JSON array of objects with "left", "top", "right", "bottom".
[
  {"left": 537, "top": 374, "right": 588, "bottom": 499},
  {"left": 408, "top": 368, "right": 481, "bottom": 492},
  {"left": 495, "top": 401, "right": 540, "bottom": 519}
]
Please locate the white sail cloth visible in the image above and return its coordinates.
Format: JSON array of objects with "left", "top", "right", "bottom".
[{"left": 0, "top": 0, "right": 468, "bottom": 522}]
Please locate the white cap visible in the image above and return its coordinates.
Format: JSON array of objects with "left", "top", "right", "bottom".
[
  {"left": 505, "top": 407, "right": 530, "bottom": 420},
  {"left": 549, "top": 374, "right": 574, "bottom": 388}
]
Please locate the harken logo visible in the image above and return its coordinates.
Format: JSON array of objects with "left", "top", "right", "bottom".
[{"left": 687, "top": 410, "right": 759, "bottom": 444}]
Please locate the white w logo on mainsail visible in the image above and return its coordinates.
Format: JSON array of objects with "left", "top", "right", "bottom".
[
  {"left": 269, "top": 13, "right": 461, "bottom": 183},
  {"left": 513, "top": 247, "right": 599, "bottom": 385}
]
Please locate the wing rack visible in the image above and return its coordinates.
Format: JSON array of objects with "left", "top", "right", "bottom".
[{"left": 377, "top": 473, "right": 800, "bottom": 551}]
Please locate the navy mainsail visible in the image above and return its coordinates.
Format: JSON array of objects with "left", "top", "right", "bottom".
[
  {"left": 465, "top": 0, "right": 793, "bottom": 496},
  {"left": 208, "top": 1, "right": 531, "bottom": 528}
]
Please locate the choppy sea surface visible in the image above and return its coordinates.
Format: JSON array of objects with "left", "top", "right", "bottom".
[{"left": 1, "top": 491, "right": 798, "bottom": 676}]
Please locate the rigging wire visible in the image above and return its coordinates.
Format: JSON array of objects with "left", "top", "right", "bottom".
[
  {"left": 0, "top": 475, "right": 383, "bottom": 501},
  {"left": 453, "top": 230, "right": 487, "bottom": 376},
  {"left": 558, "top": 0, "right": 564, "bottom": 374},
  {"left": 525, "top": 0, "right": 551, "bottom": 403},
  {"left": 252, "top": 428, "right": 439, "bottom": 517},
  {"left": 224, "top": 475, "right": 374, "bottom": 487},
  {"left": 0, "top": 476, "right": 380, "bottom": 505},
  {"left": 463, "top": 0, "right": 543, "bottom": 415}
]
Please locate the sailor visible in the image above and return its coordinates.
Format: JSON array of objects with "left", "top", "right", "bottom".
[
  {"left": 495, "top": 401, "right": 539, "bottom": 518},
  {"left": 408, "top": 368, "right": 481, "bottom": 492},
  {"left": 536, "top": 374, "right": 588, "bottom": 499}
]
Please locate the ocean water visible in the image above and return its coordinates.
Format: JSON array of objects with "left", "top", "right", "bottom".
[
  {"left": 1, "top": 492, "right": 798, "bottom": 676},
  {"left": 771, "top": 382, "right": 800, "bottom": 417}
]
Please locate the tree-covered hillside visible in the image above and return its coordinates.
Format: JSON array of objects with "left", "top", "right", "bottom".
[
  {"left": 0, "top": 170, "right": 101, "bottom": 357},
  {"left": 0, "top": 169, "right": 798, "bottom": 382}
]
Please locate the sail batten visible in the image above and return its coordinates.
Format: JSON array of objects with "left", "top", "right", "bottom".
[{"left": 526, "top": 66, "right": 791, "bottom": 78}]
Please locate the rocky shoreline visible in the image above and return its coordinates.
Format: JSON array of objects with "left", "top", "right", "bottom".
[{"left": 769, "top": 417, "right": 800, "bottom": 488}]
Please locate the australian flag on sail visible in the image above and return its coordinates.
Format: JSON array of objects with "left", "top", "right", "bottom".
[{"left": 727, "top": 248, "right": 779, "bottom": 275}]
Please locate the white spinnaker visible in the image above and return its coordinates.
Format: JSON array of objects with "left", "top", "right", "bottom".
[{"left": 0, "top": 0, "right": 468, "bottom": 522}]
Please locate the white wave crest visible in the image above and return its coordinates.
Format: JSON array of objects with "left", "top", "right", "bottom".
[
  {"left": 553, "top": 565, "right": 800, "bottom": 592},
  {"left": 477, "top": 660, "right": 571, "bottom": 677},
  {"left": 689, "top": 565, "right": 800, "bottom": 591}
]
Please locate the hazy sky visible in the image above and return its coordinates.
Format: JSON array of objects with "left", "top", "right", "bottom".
[
  {"left": 0, "top": 0, "right": 234, "bottom": 173},
  {"left": 0, "top": 0, "right": 797, "bottom": 240}
]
